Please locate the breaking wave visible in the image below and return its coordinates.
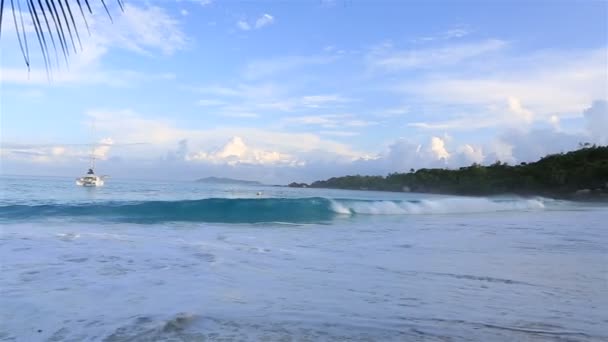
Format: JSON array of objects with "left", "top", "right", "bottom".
[{"left": 0, "top": 197, "right": 546, "bottom": 224}]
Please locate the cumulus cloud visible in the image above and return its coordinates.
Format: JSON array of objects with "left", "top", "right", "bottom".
[
  {"left": 84, "top": 109, "right": 367, "bottom": 162},
  {"left": 583, "top": 100, "right": 608, "bottom": 145},
  {"left": 166, "top": 139, "right": 189, "bottom": 161},
  {"left": 507, "top": 97, "right": 534, "bottom": 124},
  {"left": 399, "top": 48, "right": 607, "bottom": 128},
  {"left": 187, "top": 136, "right": 301, "bottom": 166},
  {"left": 4, "top": 99, "right": 605, "bottom": 182},
  {"left": 485, "top": 100, "right": 608, "bottom": 164},
  {"left": 458, "top": 144, "right": 484, "bottom": 164},
  {"left": 430, "top": 136, "right": 450, "bottom": 161},
  {"left": 92, "top": 138, "right": 115, "bottom": 160},
  {"left": 396, "top": 101, "right": 607, "bottom": 169}
]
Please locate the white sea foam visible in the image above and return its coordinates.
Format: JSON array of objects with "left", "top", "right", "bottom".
[
  {"left": 330, "top": 200, "right": 352, "bottom": 215},
  {"left": 330, "top": 197, "right": 546, "bottom": 215}
]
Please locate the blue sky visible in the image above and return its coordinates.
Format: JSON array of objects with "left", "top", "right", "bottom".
[{"left": 1, "top": 0, "right": 607, "bottom": 182}]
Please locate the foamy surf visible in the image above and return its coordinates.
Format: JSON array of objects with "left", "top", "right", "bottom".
[{"left": 331, "top": 197, "right": 546, "bottom": 215}]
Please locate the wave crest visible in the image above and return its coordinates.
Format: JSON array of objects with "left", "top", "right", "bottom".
[{"left": 0, "top": 197, "right": 546, "bottom": 224}]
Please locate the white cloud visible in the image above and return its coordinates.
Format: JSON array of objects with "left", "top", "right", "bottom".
[
  {"left": 197, "top": 99, "right": 226, "bottom": 106},
  {"left": 413, "top": 27, "right": 472, "bottom": 42},
  {"left": 507, "top": 97, "right": 533, "bottom": 124},
  {"left": 255, "top": 14, "right": 275, "bottom": 29},
  {"left": 549, "top": 115, "right": 560, "bottom": 130},
  {"left": 381, "top": 106, "right": 410, "bottom": 117},
  {"left": 187, "top": 136, "right": 300, "bottom": 166},
  {"left": 109, "top": 4, "right": 186, "bottom": 56},
  {"left": 1, "top": 137, "right": 115, "bottom": 164},
  {"left": 400, "top": 48, "right": 608, "bottom": 130},
  {"left": 458, "top": 144, "right": 484, "bottom": 164},
  {"left": 93, "top": 138, "right": 115, "bottom": 159},
  {"left": 215, "top": 108, "right": 259, "bottom": 118},
  {"left": 0, "top": 3, "right": 186, "bottom": 85},
  {"left": 4, "top": 101, "right": 604, "bottom": 181},
  {"left": 81, "top": 109, "right": 368, "bottom": 162},
  {"left": 0, "top": 68, "right": 174, "bottom": 86},
  {"left": 194, "top": 0, "right": 213, "bottom": 6},
  {"left": 243, "top": 55, "right": 336, "bottom": 80},
  {"left": 370, "top": 39, "right": 507, "bottom": 70},
  {"left": 430, "top": 136, "right": 450, "bottom": 161},
  {"left": 319, "top": 131, "right": 360, "bottom": 137},
  {"left": 497, "top": 129, "right": 583, "bottom": 163},
  {"left": 301, "top": 95, "right": 350, "bottom": 108},
  {"left": 193, "top": 80, "right": 349, "bottom": 116},
  {"left": 237, "top": 13, "right": 275, "bottom": 31},
  {"left": 486, "top": 141, "right": 515, "bottom": 164},
  {"left": 583, "top": 100, "right": 608, "bottom": 145},
  {"left": 443, "top": 28, "right": 471, "bottom": 39},
  {"left": 237, "top": 21, "right": 251, "bottom": 31},
  {"left": 284, "top": 114, "right": 375, "bottom": 128}
]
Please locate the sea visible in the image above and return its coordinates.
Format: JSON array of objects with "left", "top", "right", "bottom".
[{"left": 1, "top": 175, "right": 606, "bottom": 341}]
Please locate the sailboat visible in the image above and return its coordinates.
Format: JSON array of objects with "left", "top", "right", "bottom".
[
  {"left": 76, "top": 168, "right": 105, "bottom": 187},
  {"left": 76, "top": 137, "right": 108, "bottom": 187}
]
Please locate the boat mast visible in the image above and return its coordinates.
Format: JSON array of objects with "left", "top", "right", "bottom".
[
  {"left": 89, "top": 119, "right": 96, "bottom": 171},
  {"left": 90, "top": 151, "right": 96, "bottom": 170}
]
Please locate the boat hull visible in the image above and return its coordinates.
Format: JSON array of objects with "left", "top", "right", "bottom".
[{"left": 76, "top": 177, "right": 104, "bottom": 187}]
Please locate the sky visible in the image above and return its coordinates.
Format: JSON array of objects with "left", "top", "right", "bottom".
[{"left": 0, "top": 0, "right": 607, "bottom": 183}]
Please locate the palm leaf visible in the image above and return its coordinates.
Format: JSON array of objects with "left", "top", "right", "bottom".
[
  {"left": 0, "top": 0, "right": 123, "bottom": 73},
  {"left": 10, "top": 0, "right": 30, "bottom": 68}
]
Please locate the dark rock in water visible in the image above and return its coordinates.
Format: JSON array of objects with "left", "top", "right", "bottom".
[{"left": 162, "top": 313, "right": 197, "bottom": 333}]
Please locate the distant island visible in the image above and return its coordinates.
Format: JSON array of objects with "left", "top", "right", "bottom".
[
  {"left": 196, "top": 177, "right": 262, "bottom": 185},
  {"left": 289, "top": 146, "right": 608, "bottom": 200}
]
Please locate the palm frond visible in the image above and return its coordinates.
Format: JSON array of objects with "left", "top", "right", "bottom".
[
  {"left": 99, "top": 0, "right": 111, "bottom": 23},
  {"left": 37, "top": 0, "right": 61, "bottom": 66},
  {"left": 0, "top": 0, "right": 123, "bottom": 74},
  {"left": 28, "top": 0, "right": 52, "bottom": 72},
  {"left": 11, "top": 0, "right": 29, "bottom": 69},
  {"left": 0, "top": 0, "right": 5, "bottom": 38},
  {"left": 75, "top": 0, "right": 90, "bottom": 35},
  {"left": 47, "top": 0, "right": 70, "bottom": 63},
  {"left": 18, "top": 0, "right": 31, "bottom": 64},
  {"left": 57, "top": 0, "right": 77, "bottom": 53}
]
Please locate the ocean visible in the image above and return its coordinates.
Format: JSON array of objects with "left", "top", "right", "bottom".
[{"left": 1, "top": 175, "right": 606, "bottom": 341}]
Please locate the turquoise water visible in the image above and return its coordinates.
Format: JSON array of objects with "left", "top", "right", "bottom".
[{"left": 1, "top": 175, "right": 606, "bottom": 341}]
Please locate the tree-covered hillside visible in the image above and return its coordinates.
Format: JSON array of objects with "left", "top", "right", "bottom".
[{"left": 290, "top": 146, "right": 608, "bottom": 199}]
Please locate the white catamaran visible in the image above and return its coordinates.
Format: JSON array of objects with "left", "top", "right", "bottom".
[{"left": 76, "top": 147, "right": 107, "bottom": 187}]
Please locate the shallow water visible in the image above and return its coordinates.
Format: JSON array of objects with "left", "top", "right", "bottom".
[{"left": 1, "top": 176, "right": 606, "bottom": 341}]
